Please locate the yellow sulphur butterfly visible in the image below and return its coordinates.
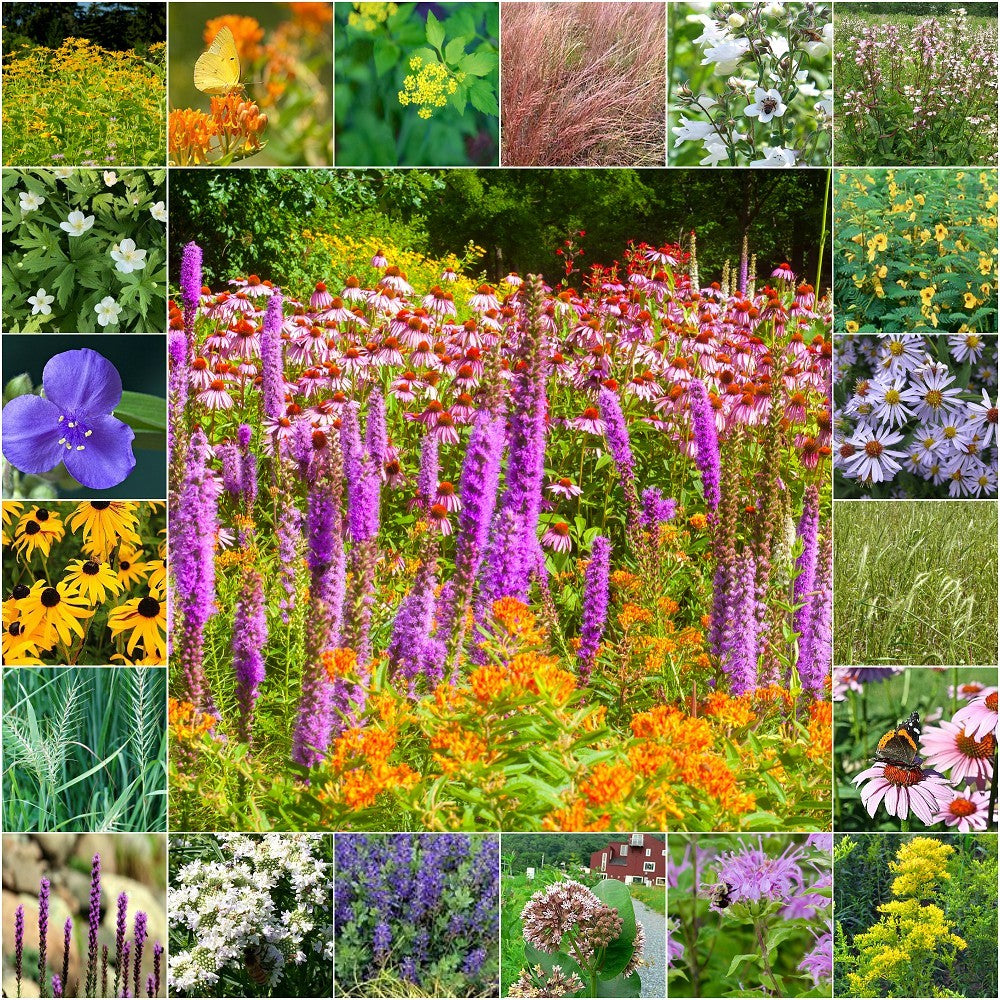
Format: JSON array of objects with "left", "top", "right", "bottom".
[{"left": 194, "top": 26, "right": 242, "bottom": 96}]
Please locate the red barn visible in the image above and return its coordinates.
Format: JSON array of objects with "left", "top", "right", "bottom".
[{"left": 589, "top": 834, "right": 667, "bottom": 886}]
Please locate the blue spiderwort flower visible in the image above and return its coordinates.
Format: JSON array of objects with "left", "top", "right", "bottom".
[{"left": 2, "top": 349, "right": 135, "bottom": 489}]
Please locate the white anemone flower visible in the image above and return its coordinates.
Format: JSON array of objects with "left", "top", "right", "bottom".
[
  {"left": 28, "top": 288, "right": 55, "bottom": 316},
  {"left": 59, "top": 210, "right": 95, "bottom": 236},
  {"left": 19, "top": 190, "right": 45, "bottom": 212},
  {"left": 95, "top": 295, "right": 123, "bottom": 327},
  {"left": 110, "top": 238, "right": 148, "bottom": 274}
]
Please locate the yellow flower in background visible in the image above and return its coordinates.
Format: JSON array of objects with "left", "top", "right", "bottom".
[
  {"left": 347, "top": 2, "right": 398, "bottom": 31},
  {"left": 934, "top": 223, "right": 949, "bottom": 241},
  {"left": 914, "top": 193, "right": 925, "bottom": 205},
  {"left": 920, "top": 285, "right": 936, "bottom": 306},
  {"left": 964, "top": 292, "right": 980, "bottom": 309},
  {"left": 875, "top": 264, "right": 888, "bottom": 279},
  {"left": 845, "top": 320, "right": 860, "bottom": 333},
  {"left": 398, "top": 56, "right": 458, "bottom": 119},
  {"left": 12, "top": 507, "right": 65, "bottom": 561}
]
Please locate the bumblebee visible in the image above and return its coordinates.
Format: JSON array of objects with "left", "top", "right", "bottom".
[{"left": 707, "top": 880, "right": 734, "bottom": 909}]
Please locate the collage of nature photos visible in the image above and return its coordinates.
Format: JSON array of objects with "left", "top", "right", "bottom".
[{"left": 1, "top": 1, "right": 999, "bottom": 999}]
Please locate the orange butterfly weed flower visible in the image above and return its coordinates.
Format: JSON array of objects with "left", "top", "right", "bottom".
[{"left": 204, "top": 16, "right": 264, "bottom": 62}]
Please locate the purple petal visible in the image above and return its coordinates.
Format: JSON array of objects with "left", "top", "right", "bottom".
[
  {"left": 42, "top": 349, "right": 123, "bottom": 413},
  {"left": 63, "top": 414, "right": 135, "bottom": 489},
  {"left": 1, "top": 394, "right": 63, "bottom": 474}
]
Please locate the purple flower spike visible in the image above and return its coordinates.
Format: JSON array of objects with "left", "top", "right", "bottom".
[
  {"left": 132, "top": 912, "right": 148, "bottom": 1000},
  {"left": 577, "top": 536, "right": 611, "bottom": 682},
  {"left": 38, "top": 877, "right": 50, "bottom": 998},
  {"left": 86, "top": 854, "right": 101, "bottom": 996},
  {"left": 688, "top": 378, "right": 721, "bottom": 510},
  {"left": 14, "top": 904, "right": 24, "bottom": 994},
  {"left": 179, "top": 241, "right": 202, "bottom": 313},
  {"left": 114, "top": 891, "right": 128, "bottom": 997},
  {"left": 2, "top": 349, "right": 136, "bottom": 489},
  {"left": 51, "top": 973, "right": 62, "bottom": 998}
]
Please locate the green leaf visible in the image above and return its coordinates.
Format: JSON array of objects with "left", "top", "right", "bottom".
[
  {"left": 595, "top": 972, "right": 641, "bottom": 997},
  {"left": 425, "top": 11, "right": 446, "bottom": 51},
  {"left": 116, "top": 391, "right": 166, "bottom": 431},
  {"left": 444, "top": 36, "right": 467, "bottom": 64},
  {"left": 459, "top": 49, "right": 498, "bottom": 76},
  {"left": 468, "top": 79, "right": 499, "bottom": 117},
  {"left": 727, "top": 952, "right": 761, "bottom": 978},
  {"left": 373, "top": 37, "right": 400, "bottom": 77}
]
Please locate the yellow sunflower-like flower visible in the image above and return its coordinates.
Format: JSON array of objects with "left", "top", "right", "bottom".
[
  {"left": 69, "top": 501, "right": 141, "bottom": 560},
  {"left": 12, "top": 507, "right": 65, "bottom": 560},
  {"left": 62, "top": 559, "right": 125, "bottom": 606},
  {"left": 107, "top": 594, "right": 166, "bottom": 662},
  {"left": 17, "top": 580, "right": 93, "bottom": 649}
]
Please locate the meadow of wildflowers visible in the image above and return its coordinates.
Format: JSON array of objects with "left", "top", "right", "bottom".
[
  {"left": 167, "top": 833, "right": 333, "bottom": 998},
  {"left": 166, "top": 226, "right": 833, "bottom": 834},
  {"left": 167, "top": 6, "right": 333, "bottom": 167},
  {"left": 1, "top": 37, "right": 166, "bottom": 168},
  {"left": 2, "top": 839, "right": 166, "bottom": 999},
  {"left": 834, "top": 834, "right": 998, "bottom": 998},
  {"left": 834, "top": 667, "right": 998, "bottom": 832},
  {"left": 335, "top": 833, "right": 498, "bottom": 997},
  {"left": 833, "top": 168, "right": 999, "bottom": 334},
  {"left": 500, "top": 2, "right": 666, "bottom": 167},
  {"left": 669, "top": 1, "right": 833, "bottom": 167},
  {"left": 1, "top": 501, "right": 167, "bottom": 665},
  {"left": 335, "top": 2, "right": 499, "bottom": 166},
  {"left": 833, "top": 4, "right": 999, "bottom": 167},
  {"left": 833, "top": 503, "right": 998, "bottom": 666},
  {"left": 834, "top": 334, "right": 998, "bottom": 498},
  {"left": 669, "top": 834, "right": 833, "bottom": 997},
  {"left": 1, "top": 169, "right": 167, "bottom": 333}
]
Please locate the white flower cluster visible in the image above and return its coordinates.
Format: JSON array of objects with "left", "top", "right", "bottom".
[{"left": 168, "top": 834, "right": 332, "bottom": 995}]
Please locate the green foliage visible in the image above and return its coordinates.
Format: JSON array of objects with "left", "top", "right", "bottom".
[
  {"left": 834, "top": 7, "right": 998, "bottom": 167},
  {"left": 335, "top": 2, "right": 499, "bottom": 166},
  {"left": 2, "top": 667, "right": 167, "bottom": 832},
  {"left": 832, "top": 503, "right": 998, "bottom": 665},
  {"left": 1, "top": 168, "right": 166, "bottom": 332},
  {"left": 1, "top": 2, "right": 166, "bottom": 51},
  {"left": 834, "top": 168, "right": 999, "bottom": 333}
]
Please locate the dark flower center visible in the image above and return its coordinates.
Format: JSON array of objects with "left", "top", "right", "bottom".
[
  {"left": 12, "top": 584, "right": 30, "bottom": 600},
  {"left": 138, "top": 597, "right": 160, "bottom": 618},
  {"left": 24, "top": 522, "right": 41, "bottom": 536},
  {"left": 9, "top": 622, "right": 23, "bottom": 636},
  {"left": 41, "top": 587, "right": 61, "bottom": 608},
  {"left": 35, "top": 509, "right": 49, "bottom": 521},
  {"left": 91, "top": 501, "right": 111, "bottom": 510},
  {"left": 120, "top": 561, "right": 131, "bottom": 570},
  {"left": 82, "top": 562, "right": 100, "bottom": 576}
]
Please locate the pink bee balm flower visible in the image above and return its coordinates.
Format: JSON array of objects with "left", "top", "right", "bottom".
[
  {"left": 920, "top": 718, "right": 996, "bottom": 784},
  {"left": 852, "top": 762, "right": 953, "bottom": 825},
  {"left": 541, "top": 521, "right": 572, "bottom": 553}
]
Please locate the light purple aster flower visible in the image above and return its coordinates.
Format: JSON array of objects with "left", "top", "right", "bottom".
[
  {"left": 709, "top": 837, "right": 805, "bottom": 905},
  {"left": 852, "top": 762, "right": 953, "bottom": 824},
  {"left": 2, "top": 349, "right": 136, "bottom": 489}
]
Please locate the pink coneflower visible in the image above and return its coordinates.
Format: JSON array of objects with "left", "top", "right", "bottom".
[
  {"left": 370, "top": 250, "right": 388, "bottom": 268},
  {"left": 771, "top": 262, "right": 795, "bottom": 282},
  {"left": 547, "top": 477, "right": 582, "bottom": 499},
  {"left": 341, "top": 275, "right": 367, "bottom": 302},
  {"left": 379, "top": 266, "right": 414, "bottom": 295},
  {"left": 571, "top": 407, "right": 605, "bottom": 435},
  {"left": 389, "top": 373, "right": 420, "bottom": 403},
  {"left": 422, "top": 285, "right": 457, "bottom": 318},
  {"left": 427, "top": 503, "right": 451, "bottom": 536},
  {"left": 409, "top": 341, "right": 439, "bottom": 369},
  {"left": 369, "top": 286, "right": 403, "bottom": 316},
  {"left": 429, "top": 412, "right": 460, "bottom": 445},
  {"left": 541, "top": 521, "right": 572, "bottom": 553},
  {"left": 852, "top": 762, "right": 952, "bottom": 824},
  {"left": 468, "top": 284, "right": 500, "bottom": 313},
  {"left": 440, "top": 265, "right": 458, "bottom": 283},
  {"left": 198, "top": 378, "right": 235, "bottom": 410},
  {"left": 843, "top": 424, "right": 907, "bottom": 483},
  {"left": 950, "top": 680, "right": 989, "bottom": 701},
  {"left": 932, "top": 787, "right": 993, "bottom": 832},
  {"left": 920, "top": 719, "right": 996, "bottom": 785},
  {"left": 435, "top": 481, "right": 462, "bottom": 513},
  {"left": 951, "top": 689, "right": 998, "bottom": 741},
  {"left": 502, "top": 272, "right": 523, "bottom": 287},
  {"left": 309, "top": 281, "right": 333, "bottom": 311}
]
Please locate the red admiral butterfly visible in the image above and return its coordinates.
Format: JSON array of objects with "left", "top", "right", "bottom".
[{"left": 874, "top": 711, "right": 922, "bottom": 767}]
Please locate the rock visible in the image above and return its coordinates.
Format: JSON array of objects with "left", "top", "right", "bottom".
[
  {"left": 34, "top": 834, "right": 78, "bottom": 866},
  {"left": 2, "top": 836, "right": 44, "bottom": 894}
]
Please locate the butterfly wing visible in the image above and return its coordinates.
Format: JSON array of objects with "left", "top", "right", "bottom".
[{"left": 194, "top": 26, "right": 241, "bottom": 95}]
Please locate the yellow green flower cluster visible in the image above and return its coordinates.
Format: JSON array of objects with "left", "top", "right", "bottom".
[
  {"left": 398, "top": 56, "right": 459, "bottom": 119},
  {"left": 347, "top": 2, "right": 398, "bottom": 32},
  {"left": 888, "top": 836, "right": 954, "bottom": 897}
]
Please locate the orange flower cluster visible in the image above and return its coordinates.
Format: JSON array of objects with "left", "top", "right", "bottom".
[
  {"left": 806, "top": 699, "right": 832, "bottom": 763},
  {"left": 618, "top": 603, "right": 654, "bottom": 630},
  {"left": 169, "top": 96, "right": 267, "bottom": 166},
  {"left": 578, "top": 761, "right": 634, "bottom": 807},
  {"left": 168, "top": 697, "right": 216, "bottom": 742},
  {"left": 323, "top": 647, "right": 359, "bottom": 680},
  {"left": 543, "top": 800, "right": 611, "bottom": 832},
  {"left": 700, "top": 691, "right": 758, "bottom": 729}
]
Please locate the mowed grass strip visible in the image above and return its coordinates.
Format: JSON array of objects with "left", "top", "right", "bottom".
[{"left": 834, "top": 500, "right": 998, "bottom": 665}]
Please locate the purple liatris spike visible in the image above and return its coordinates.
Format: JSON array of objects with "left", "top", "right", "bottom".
[
  {"left": 146, "top": 974, "right": 155, "bottom": 999},
  {"left": 167, "top": 330, "right": 189, "bottom": 465},
  {"left": 688, "top": 379, "right": 721, "bottom": 510},
  {"left": 598, "top": 386, "right": 635, "bottom": 481},
  {"left": 152, "top": 942, "right": 163, "bottom": 996},
  {"left": 121, "top": 940, "right": 131, "bottom": 996},
  {"left": 640, "top": 487, "right": 677, "bottom": 530},
  {"left": 218, "top": 442, "right": 243, "bottom": 495},
  {"left": 237, "top": 423, "right": 252, "bottom": 449},
  {"left": 276, "top": 498, "right": 302, "bottom": 624},
  {"left": 798, "top": 532, "right": 832, "bottom": 697},
  {"left": 388, "top": 548, "right": 441, "bottom": 692},
  {"left": 114, "top": 891, "right": 128, "bottom": 997},
  {"left": 793, "top": 485, "right": 820, "bottom": 639},
  {"left": 260, "top": 290, "right": 285, "bottom": 420},
  {"left": 132, "top": 912, "right": 147, "bottom": 1000},
  {"left": 438, "top": 409, "right": 505, "bottom": 653},
  {"left": 179, "top": 241, "right": 202, "bottom": 314},
  {"left": 577, "top": 536, "right": 611, "bottom": 682},
  {"left": 717, "top": 551, "right": 759, "bottom": 695},
  {"left": 416, "top": 433, "right": 439, "bottom": 510},
  {"left": 14, "top": 904, "right": 24, "bottom": 994},
  {"left": 233, "top": 567, "right": 267, "bottom": 744},
  {"left": 101, "top": 944, "right": 109, "bottom": 1000},
  {"left": 50, "top": 974, "right": 62, "bottom": 999},
  {"left": 86, "top": 855, "right": 100, "bottom": 997},
  {"left": 38, "top": 877, "right": 50, "bottom": 999},
  {"left": 61, "top": 917, "right": 71, "bottom": 997},
  {"left": 364, "top": 387, "right": 388, "bottom": 468}
]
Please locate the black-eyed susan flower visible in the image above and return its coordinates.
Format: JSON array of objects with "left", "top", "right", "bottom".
[
  {"left": 1, "top": 501, "right": 24, "bottom": 545},
  {"left": 12, "top": 506, "right": 65, "bottom": 560},
  {"left": 145, "top": 559, "right": 166, "bottom": 599},
  {"left": 17, "top": 580, "right": 93, "bottom": 647},
  {"left": 2, "top": 619, "right": 47, "bottom": 664},
  {"left": 108, "top": 594, "right": 166, "bottom": 662},
  {"left": 115, "top": 542, "right": 149, "bottom": 588},
  {"left": 62, "top": 558, "right": 125, "bottom": 606},
  {"left": 68, "top": 500, "right": 140, "bottom": 560}
]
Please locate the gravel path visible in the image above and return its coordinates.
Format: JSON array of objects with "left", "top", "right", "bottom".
[{"left": 634, "top": 898, "right": 666, "bottom": 998}]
